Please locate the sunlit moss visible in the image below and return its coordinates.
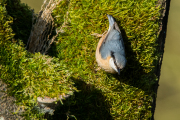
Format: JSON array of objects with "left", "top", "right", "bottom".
[
  {"left": 0, "top": 2, "right": 76, "bottom": 119},
  {"left": 52, "top": 0, "right": 160, "bottom": 119}
]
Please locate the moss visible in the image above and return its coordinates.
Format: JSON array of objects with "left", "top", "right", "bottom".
[
  {"left": 5, "top": 0, "right": 33, "bottom": 45},
  {"left": 1, "top": 0, "right": 161, "bottom": 119},
  {"left": 50, "top": 0, "right": 161, "bottom": 119},
  {"left": 0, "top": 2, "right": 76, "bottom": 119}
]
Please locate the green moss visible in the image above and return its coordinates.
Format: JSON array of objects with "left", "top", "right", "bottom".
[
  {"left": 1, "top": 0, "right": 161, "bottom": 119},
  {"left": 5, "top": 0, "right": 33, "bottom": 45},
  {"left": 50, "top": 0, "right": 161, "bottom": 119},
  {"left": 0, "top": 2, "right": 76, "bottom": 119}
]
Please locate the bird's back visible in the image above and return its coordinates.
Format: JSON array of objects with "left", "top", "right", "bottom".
[{"left": 100, "top": 23, "right": 125, "bottom": 60}]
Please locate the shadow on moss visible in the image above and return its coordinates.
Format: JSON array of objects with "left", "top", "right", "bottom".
[
  {"left": 47, "top": 42, "right": 58, "bottom": 57},
  {"left": 46, "top": 78, "right": 113, "bottom": 120},
  {"left": 5, "top": 0, "right": 33, "bottom": 45},
  {"left": 113, "top": 24, "right": 156, "bottom": 93}
]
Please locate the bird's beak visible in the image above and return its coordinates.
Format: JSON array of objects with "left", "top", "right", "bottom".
[{"left": 117, "top": 68, "right": 120, "bottom": 75}]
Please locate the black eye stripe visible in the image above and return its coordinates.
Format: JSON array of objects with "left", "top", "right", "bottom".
[
  {"left": 110, "top": 51, "right": 115, "bottom": 58},
  {"left": 110, "top": 51, "right": 119, "bottom": 69}
]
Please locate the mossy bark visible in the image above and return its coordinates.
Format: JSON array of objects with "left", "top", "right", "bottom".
[{"left": 151, "top": 0, "right": 171, "bottom": 119}]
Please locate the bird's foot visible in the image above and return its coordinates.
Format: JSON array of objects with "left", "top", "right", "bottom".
[
  {"left": 95, "top": 66, "right": 102, "bottom": 72},
  {"left": 91, "top": 31, "right": 107, "bottom": 38}
]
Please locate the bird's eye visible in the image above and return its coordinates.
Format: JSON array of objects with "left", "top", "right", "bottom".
[
  {"left": 113, "top": 59, "right": 116, "bottom": 64},
  {"left": 110, "top": 51, "right": 115, "bottom": 57}
]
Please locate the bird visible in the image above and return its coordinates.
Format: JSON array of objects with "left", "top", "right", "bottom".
[{"left": 95, "top": 14, "right": 126, "bottom": 75}]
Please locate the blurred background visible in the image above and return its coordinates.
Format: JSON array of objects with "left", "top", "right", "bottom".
[
  {"left": 21, "top": 0, "right": 179, "bottom": 119},
  {"left": 21, "top": 0, "right": 43, "bottom": 13},
  {"left": 155, "top": 0, "right": 180, "bottom": 119}
]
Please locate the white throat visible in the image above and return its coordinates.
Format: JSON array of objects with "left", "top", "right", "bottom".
[{"left": 109, "top": 58, "right": 118, "bottom": 72}]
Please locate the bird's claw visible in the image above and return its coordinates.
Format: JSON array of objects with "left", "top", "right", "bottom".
[{"left": 91, "top": 31, "right": 108, "bottom": 38}]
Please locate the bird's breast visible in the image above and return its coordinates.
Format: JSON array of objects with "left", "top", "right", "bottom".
[{"left": 95, "top": 34, "right": 116, "bottom": 73}]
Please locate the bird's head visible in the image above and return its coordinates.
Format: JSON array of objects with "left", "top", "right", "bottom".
[{"left": 109, "top": 51, "right": 126, "bottom": 75}]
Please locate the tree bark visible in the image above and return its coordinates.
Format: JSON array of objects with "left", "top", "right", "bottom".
[{"left": 151, "top": 0, "right": 171, "bottom": 119}]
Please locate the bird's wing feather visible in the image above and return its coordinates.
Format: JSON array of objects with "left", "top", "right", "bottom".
[{"left": 100, "top": 25, "right": 125, "bottom": 59}]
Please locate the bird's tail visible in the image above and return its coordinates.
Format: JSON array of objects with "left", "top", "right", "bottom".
[{"left": 107, "top": 14, "right": 115, "bottom": 31}]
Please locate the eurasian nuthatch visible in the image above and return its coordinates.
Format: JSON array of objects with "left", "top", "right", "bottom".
[{"left": 96, "top": 15, "right": 126, "bottom": 75}]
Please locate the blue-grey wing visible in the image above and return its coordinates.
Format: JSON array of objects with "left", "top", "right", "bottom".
[{"left": 100, "top": 28, "right": 125, "bottom": 59}]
